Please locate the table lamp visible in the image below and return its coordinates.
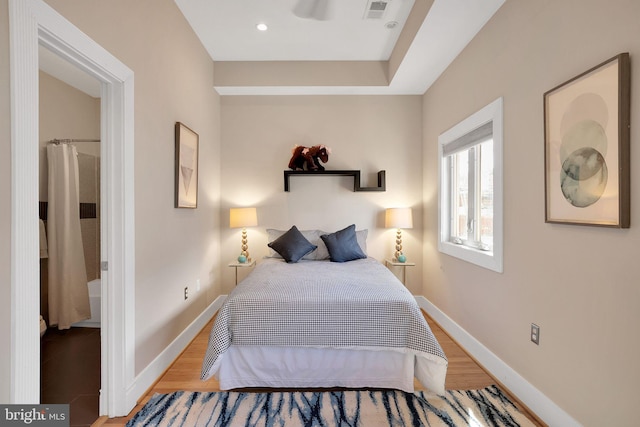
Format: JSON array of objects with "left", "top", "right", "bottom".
[
  {"left": 385, "top": 207, "right": 413, "bottom": 262},
  {"left": 230, "top": 207, "right": 258, "bottom": 262}
]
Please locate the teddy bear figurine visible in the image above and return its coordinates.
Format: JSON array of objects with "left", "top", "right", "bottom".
[{"left": 288, "top": 145, "right": 331, "bottom": 171}]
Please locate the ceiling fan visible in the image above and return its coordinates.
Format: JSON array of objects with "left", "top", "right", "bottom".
[{"left": 292, "top": 0, "right": 333, "bottom": 21}]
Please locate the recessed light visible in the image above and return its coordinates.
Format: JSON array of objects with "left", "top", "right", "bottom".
[{"left": 256, "top": 23, "right": 268, "bottom": 31}]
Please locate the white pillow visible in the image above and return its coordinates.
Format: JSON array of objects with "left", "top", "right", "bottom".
[{"left": 356, "top": 229, "right": 368, "bottom": 255}]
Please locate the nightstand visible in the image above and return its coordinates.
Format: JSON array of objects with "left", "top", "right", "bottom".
[
  {"left": 228, "top": 259, "right": 256, "bottom": 285},
  {"left": 384, "top": 259, "right": 415, "bottom": 286}
]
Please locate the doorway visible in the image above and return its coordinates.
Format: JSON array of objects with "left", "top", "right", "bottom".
[
  {"left": 38, "top": 48, "right": 102, "bottom": 425},
  {"left": 9, "top": 0, "right": 135, "bottom": 417}
]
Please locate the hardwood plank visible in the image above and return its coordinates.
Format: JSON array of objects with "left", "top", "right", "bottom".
[{"left": 97, "top": 313, "right": 545, "bottom": 426}]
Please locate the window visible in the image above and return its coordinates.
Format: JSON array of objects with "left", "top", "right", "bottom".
[{"left": 438, "top": 98, "right": 503, "bottom": 273}]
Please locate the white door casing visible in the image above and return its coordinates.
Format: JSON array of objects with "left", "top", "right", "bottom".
[{"left": 9, "top": 0, "right": 136, "bottom": 416}]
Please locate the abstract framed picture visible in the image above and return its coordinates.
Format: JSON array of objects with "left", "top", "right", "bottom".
[
  {"left": 544, "top": 53, "right": 630, "bottom": 228},
  {"left": 175, "top": 122, "right": 199, "bottom": 208}
]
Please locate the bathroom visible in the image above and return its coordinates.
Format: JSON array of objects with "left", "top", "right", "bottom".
[{"left": 38, "top": 61, "right": 102, "bottom": 427}]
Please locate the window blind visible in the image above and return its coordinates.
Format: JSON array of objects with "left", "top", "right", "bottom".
[{"left": 442, "top": 121, "right": 493, "bottom": 156}]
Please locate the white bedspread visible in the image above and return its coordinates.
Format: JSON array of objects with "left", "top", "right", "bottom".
[{"left": 201, "top": 258, "right": 448, "bottom": 393}]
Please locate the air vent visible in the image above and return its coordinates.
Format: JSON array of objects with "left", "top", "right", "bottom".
[{"left": 364, "top": 0, "right": 389, "bottom": 20}]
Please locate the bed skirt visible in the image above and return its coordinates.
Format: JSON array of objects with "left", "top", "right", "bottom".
[{"left": 213, "top": 345, "right": 446, "bottom": 395}]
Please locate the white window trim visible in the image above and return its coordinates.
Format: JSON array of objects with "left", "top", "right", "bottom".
[{"left": 438, "top": 97, "right": 503, "bottom": 273}]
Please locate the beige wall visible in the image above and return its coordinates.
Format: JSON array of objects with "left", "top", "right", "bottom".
[
  {"left": 39, "top": 0, "right": 222, "bottom": 374},
  {"left": 0, "top": 0, "right": 12, "bottom": 404},
  {"left": 422, "top": 0, "right": 640, "bottom": 425},
  {"left": 38, "top": 71, "right": 101, "bottom": 200},
  {"left": 220, "top": 96, "right": 424, "bottom": 292}
]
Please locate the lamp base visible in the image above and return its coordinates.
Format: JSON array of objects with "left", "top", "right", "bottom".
[
  {"left": 240, "top": 228, "right": 251, "bottom": 262},
  {"left": 393, "top": 229, "right": 404, "bottom": 261}
]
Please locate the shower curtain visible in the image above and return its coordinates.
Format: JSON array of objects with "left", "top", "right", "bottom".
[{"left": 47, "top": 143, "right": 91, "bottom": 330}]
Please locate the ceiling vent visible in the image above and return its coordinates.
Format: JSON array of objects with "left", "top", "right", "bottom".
[{"left": 364, "top": 0, "right": 390, "bottom": 20}]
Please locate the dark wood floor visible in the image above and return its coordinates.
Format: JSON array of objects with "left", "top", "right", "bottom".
[
  {"left": 41, "top": 327, "right": 101, "bottom": 427},
  {"left": 97, "top": 312, "right": 544, "bottom": 426}
]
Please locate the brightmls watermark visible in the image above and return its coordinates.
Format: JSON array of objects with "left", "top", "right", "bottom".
[{"left": 0, "top": 405, "right": 69, "bottom": 427}]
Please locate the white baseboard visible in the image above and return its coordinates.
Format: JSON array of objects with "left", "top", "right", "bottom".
[
  {"left": 415, "top": 296, "right": 581, "bottom": 427},
  {"left": 126, "top": 295, "right": 226, "bottom": 410}
]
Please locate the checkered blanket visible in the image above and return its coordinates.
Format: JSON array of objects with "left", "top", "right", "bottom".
[{"left": 201, "top": 258, "right": 447, "bottom": 380}]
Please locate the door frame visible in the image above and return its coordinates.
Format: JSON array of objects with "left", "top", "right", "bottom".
[{"left": 9, "top": 0, "right": 136, "bottom": 416}]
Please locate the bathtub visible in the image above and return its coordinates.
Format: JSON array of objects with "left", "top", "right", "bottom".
[{"left": 72, "top": 278, "right": 101, "bottom": 328}]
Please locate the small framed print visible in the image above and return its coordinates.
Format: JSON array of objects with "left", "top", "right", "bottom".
[
  {"left": 544, "top": 53, "right": 630, "bottom": 228},
  {"left": 175, "top": 122, "right": 199, "bottom": 208}
]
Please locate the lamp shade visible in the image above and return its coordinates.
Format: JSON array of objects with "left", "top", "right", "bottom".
[
  {"left": 229, "top": 207, "right": 258, "bottom": 228},
  {"left": 385, "top": 208, "right": 413, "bottom": 229}
]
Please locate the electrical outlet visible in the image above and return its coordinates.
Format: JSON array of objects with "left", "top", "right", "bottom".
[
  {"left": 531, "top": 323, "right": 540, "bottom": 345},
  {"left": 196, "top": 279, "right": 201, "bottom": 292},
  {"left": 184, "top": 286, "right": 188, "bottom": 300}
]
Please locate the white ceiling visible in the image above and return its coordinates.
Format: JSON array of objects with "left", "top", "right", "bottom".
[
  {"left": 176, "top": 0, "right": 506, "bottom": 95},
  {"left": 175, "top": 0, "right": 416, "bottom": 61},
  {"left": 38, "top": 0, "right": 505, "bottom": 97}
]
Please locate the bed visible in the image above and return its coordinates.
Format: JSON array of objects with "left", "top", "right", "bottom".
[{"left": 201, "top": 225, "right": 448, "bottom": 394}]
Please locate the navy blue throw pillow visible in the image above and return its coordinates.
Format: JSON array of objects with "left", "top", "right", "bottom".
[
  {"left": 267, "top": 225, "right": 317, "bottom": 263},
  {"left": 320, "top": 224, "right": 367, "bottom": 263}
]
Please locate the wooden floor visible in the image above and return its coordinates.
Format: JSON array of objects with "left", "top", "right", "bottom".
[{"left": 96, "top": 313, "right": 544, "bottom": 426}]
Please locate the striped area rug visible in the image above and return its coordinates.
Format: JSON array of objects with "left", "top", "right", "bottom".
[{"left": 126, "top": 385, "right": 535, "bottom": 426}]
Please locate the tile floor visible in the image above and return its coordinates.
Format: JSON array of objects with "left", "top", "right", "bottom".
[{"left": 41, "top": 327, "right": 101, "bottom": 427}]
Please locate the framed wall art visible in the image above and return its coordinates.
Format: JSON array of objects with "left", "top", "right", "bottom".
[
  {"left": 544, "top": 53, "right": 630, "bottom": 228},
  {"left": 175, "top": 122, "right": 199, "bottom": 208}
]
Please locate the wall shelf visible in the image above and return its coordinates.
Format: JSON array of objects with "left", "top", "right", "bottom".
[{"left": 284, "top": 170, "right": 386, "bottom": 192}]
